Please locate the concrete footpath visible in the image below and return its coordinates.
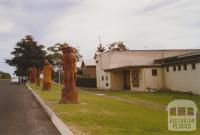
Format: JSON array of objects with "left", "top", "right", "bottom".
[
  {"left": 26, "top": 83, "right": 73, "bottom": 135},
  {"left": 0, "top": 80, "right": 60, "bottom": 135}
]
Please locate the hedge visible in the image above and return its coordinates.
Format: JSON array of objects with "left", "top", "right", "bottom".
[
  {"left": 0, "top": 72, "right": 11, "bottom": 79},
  {"left": 76, "top": 77, "right": 97, "bottom": 88}
]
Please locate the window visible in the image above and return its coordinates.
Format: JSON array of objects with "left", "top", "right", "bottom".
[
  {"left": 187, "top": 107, "right": 194, "bottom": 116},
  {"left": 106, "top": 76, "right": 108, "bottom": 81},
  {"left": 183, "top": 64, "right": 187, "bottom": 70},
  {"left": 192, "top": 63, "right": 196, "bottom": 70},
  {"left": 106, "top": 83, "right": 109, "bottom": 87},
  {"left": 170, "top": 107, "right": 176, "bottom": 116},
  {"left": 173, "top": 66, "right": 176, "bottom": 71},
  {"left": 166, "top": 66, "right": 169, "bottom": 72},
  {"left": 102, "top": 76, "right": 104, "bottom": 81},
  {"left": 178, "top": 65, "right": 181, "bottom": 71},
  {"left": 96, "top": 60, "right": 99, "bottom": 64},
  {"left": 152, "top": 69, "right": 158, "bottom": 76},
  {"left": 177, "top": 107, "right": 186, "bottom": 116}
]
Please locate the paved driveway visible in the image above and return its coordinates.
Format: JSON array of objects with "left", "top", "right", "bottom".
[{"left": 0, "top": 80, "right": 60, "bottom": 135}]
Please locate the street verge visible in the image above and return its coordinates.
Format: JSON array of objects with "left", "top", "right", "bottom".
[{"left": 26, "top": 83, "right": 74, "bottom": 135}]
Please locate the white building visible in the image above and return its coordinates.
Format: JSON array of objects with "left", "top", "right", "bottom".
[{"left": 95, "top": 49, "right": 200, "bottom": 95}]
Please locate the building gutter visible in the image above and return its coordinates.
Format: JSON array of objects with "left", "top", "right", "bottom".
[{"left": 104, "top": 64, "right": 162, "bottom": 72}]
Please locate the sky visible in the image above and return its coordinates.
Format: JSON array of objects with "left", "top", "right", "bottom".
[{"left": 0, "top": 0, "right": 200, "bottom": 75}]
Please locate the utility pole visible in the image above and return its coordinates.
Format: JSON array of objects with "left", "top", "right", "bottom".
[
  {"left": 58, "top": 68, "right": 61, "bottom": 85},
  {"left": 58, "top": 59, "right": 61, "bottom": 85},
  {"left": 98, "top": 35, "right": 102, "bottom": 45},
  {"left": 98, "top": 35, "right": 104, "bottom": 71},
  {"left": 161, "top": 50, "right": 165, "bottom": 90}
]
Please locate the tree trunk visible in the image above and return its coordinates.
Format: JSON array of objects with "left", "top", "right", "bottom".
[{"left": 60, "top": 46, "right": 78, "bottom": 104}]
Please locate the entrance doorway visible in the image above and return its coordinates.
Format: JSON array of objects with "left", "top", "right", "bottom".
[
  {"left": 123, "top": 70, "right": 130, "bottom": 90},
  {"left": 132, "top": 69, "right": 139, "bottom": 87}
]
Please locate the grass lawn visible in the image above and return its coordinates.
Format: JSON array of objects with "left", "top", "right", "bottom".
[
  {"left": 80, "top": 87, "right": 200, "bottom": 109},
  {"left": 28, "top": 83, "right": 200, "bottom": 135}
]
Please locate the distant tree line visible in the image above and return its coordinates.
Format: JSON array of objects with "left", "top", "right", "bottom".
[
  {"left": 5, "top": 35, "right": 82, "bottom": 84},
  {"left": 0, "top": 71, "right": 11, "bottom": 79},
  {"left": 5, "top": 35, "right": 128, "bottom": 85},
  {"left": 96, "top": 41, "right": 128, "bottom": 53},
  {"left": 95, "top": 41, "right": 128, "bottom": 57}
]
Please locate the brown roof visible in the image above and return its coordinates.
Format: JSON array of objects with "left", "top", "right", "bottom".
[
  {"left": 154, "top": 51, "right": 200, "bottom": 65},
  {"left": 81, "top": 59, "right": 96, "bottom": 67}
]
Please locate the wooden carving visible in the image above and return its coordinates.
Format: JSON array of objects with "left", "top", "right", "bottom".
[
  {"left": 60, "top": 45, "right": 78, "bottom": 104},
  {"left": 29, "top": 67, "right": 37, "bottom": 84},
  {"left": 42, "top": 60, "right": 52, "bottom": 90}
]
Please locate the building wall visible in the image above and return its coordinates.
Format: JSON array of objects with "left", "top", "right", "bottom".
[
  {"left": 110, "top": 71, "right": 124, "bottom": 90},
  {"left": 96, "top": 71, "right": 111, "bottom": 90},
  {"left": 97, "top": 67, "right": 163, "bottom": 91},
  {"left": 130, "top": 68, "right": 163, "bottom": 91},
  {"left": 96, "top": 53, "right": 111, "bottom": 90},
  {"left": 164, "top": 63, "right": 200, "bottom": 95},
  {"left": 82, "top": 66, "right": 96, "bottom": 78},
  {"left": 96, "top": 50, "right": 200, "bottom": 93},
  {"left": 101, "top": 50, "right": 198, "bottom": 70}
]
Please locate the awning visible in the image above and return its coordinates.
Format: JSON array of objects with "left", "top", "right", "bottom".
[{"left": 104, "top": 64, "right": 162, "bottom": 72}]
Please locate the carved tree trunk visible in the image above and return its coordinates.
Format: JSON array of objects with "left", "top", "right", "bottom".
[
  {"left": 29, "top": 67, "right": 37, "bottom": 84},
  {"left": 42, "top": 60, "right": 52, "bottom": 91},
  {"left": 60, "top": 70, "right": 78, "bottom": 103},
  {"left": 60, "top": 45, "right": 78, "bottom": 104}
]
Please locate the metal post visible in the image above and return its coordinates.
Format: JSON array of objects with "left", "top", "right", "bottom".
[
  {"left": 162, "top": 50, "right": 165, "bottom": 90},
  {"left": 58, "top": 66, "right": 61, "bottom": 85}
]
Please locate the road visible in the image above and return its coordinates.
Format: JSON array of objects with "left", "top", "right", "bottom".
[{"left": 0, "top": 80, "right": 60, "bottom": 135}]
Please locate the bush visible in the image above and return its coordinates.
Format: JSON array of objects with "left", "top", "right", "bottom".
[
  {"left": 0, "top": 71, "right": 11, "bottom": 79},
  {"left": 53, "top": 72, "right": 97, "bottom": 88},
  {"left": 76, "top": 77, "right": 96, "bottom": 88}
]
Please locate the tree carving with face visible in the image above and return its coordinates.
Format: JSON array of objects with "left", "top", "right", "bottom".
[
  {"left": 60, "top": 44, "right": 78, "bottom": 104},
  {"left": 29, "top": 67, "right": 37, "bottom": 84},
  {"left": 42, "top": 59, "right": 52, "bottom": 91}
]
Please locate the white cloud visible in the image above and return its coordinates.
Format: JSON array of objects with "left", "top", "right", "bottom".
[
  {"left": 44, "top": 0, "right": 200, "bottom": 56},
  {"left": 0, "top": 0, "right": 200, "bottom": 74},
  {"left": 0, "top": 19, "right": 14, "bottom": 33}
]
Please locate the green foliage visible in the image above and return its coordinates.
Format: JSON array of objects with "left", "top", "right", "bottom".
[
  {"left": 96, "top": 43, "right": 105, "bottom": 53},
  {"left": 74, "top": 46, "right": 83, "bottom": 62},
  {"left": 46, "top": 43, "right": 82, "bottom": 70},
  {"left": 0, "top": 71, "right": 11, "bottom": 79},
  {"left": 5, "top": 35, "right": 46, "bottom": 76},
  {"left": 76, "top": 77, "right": 96, "bottom": 88},
  {"left": 108, "top": 41, "right": 128, "bottom": 51},
  {"left": 53, "top": 71, "right": 64, "bottom": 83},
  {"left": 46, "top": 43, "right": 63, "bottom": 69}
]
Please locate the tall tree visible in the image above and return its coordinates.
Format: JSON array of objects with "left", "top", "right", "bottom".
[
  {"left": 96, "top": 43, "right": 105, "bottom": 53},
  {"left": 46, "top": 43, "right": 82, "bottom": 83},
  {"left": 46, "top": 43, "right": 62, "bottom": 70},
  {"left": 46, "top": 43, "right": 82, "bottom": 70},
  {"left": 108, "top": 41, "right": 128, "bottom": 51},
  {"left": 6, "top": 35, "right": 46, "bottom": 84}
]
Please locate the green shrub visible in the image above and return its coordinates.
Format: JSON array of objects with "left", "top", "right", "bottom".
[
  {"left": 0, "top": 71, "right": 11, "bottom": 79},
  {"left": 76, "top": 77, "right": 96, "bottom": 88}
]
